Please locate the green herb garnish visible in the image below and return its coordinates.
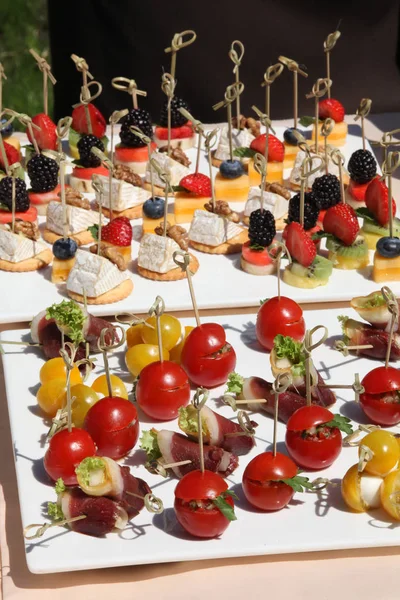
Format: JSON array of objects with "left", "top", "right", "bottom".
[
  {"left": 75, "top": 457, "right": 106, "bottom": 487},
  {"left": 212, "top": 491, "right": 237, "bottom": 521},
  {"left": 140, "top": 429, "right": 161, "bottom": 461},
  {"left": 324, "top": 414, "right": 353, "bottom": 435},
  {"left": 280, "top": 474, "right": 314, "bottom": 493},
  {"left": 46, "top": 300, "right": 86, "bottom": 345},
  {"left": 273, "top": 334, "right": 305, "bottom": 377},
  {"left": 226, "top": 372, "right": 245, "bottom": 395},
  {"left": 47, "top": 502, "right": 64, "bottom": 521},
  {"left": 233, "top": 147, "right": 256, "bottom": 158}
]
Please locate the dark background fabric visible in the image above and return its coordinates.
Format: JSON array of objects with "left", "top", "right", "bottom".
[{"left": 48, "top": 0, "right": 400, "bottom": 124}]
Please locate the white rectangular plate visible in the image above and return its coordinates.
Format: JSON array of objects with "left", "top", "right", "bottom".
[
  {"left": 2, "top": 305, "right": 400, "bottom": 574},
  {"left": 0, "top": 126, "right": 386, "bottom": 323}
]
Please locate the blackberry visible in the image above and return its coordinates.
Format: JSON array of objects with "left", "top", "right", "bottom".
[
  {"left": 27, "top": 154, "right": 59, "bottom": 193},
  {"left": 348, "top": 149, "right": 377, "bottom": 184},
  {"left": 119, "top": 108, "right": 153, "bottom": 147},
  {"left": 312, "top": 174, "right": 341, "bottom": 210},
  {"left": 0, "top": 177, "right": 29, "bottom": 212},
  {"left": 248, "top": 209, "right": 276, "bottom": 247},
  {"left": 159, "top": 97, "right": 190, "bottom": 128},
  {"left": 77, "top": 134, "right": 105, "bottom": 168},
  {"left": 287, "top": 192, "right": 319, "bottom": 230}
]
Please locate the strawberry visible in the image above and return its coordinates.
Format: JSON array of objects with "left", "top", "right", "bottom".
[
  {"left": 318, "top": 98, "right": 345, "bottom": 123},
  {"left": 179, "top": 173, "right": 211, "bottom": 196},
  {"left": 0, "top": 141, "right": 19, "bottom": 170},
  {"left": 250, "top": 134, "right": 284, "bottom": 162},
  {"left": 285, "top": 222, "right": 317, "bottom": 267},
  {"left": 365, "top": 177, "right": 396, "bottom": 227},
  {"left": 323, "top": 203, "right": 359, "bottom": 246},
  {"left": 27, "top": 113, "right": 57, "bottom": 150},
  {"left": 72, "top": 103, "right": 107, "bottom": 138},
  {"left": 348, "top": 178, "right": 371, "bottom": 203},
  {"left": 101, "top": 217, "right": 132, "bottom": 247}
]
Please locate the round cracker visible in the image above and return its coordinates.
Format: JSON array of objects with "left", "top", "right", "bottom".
[
  {"left": 143, "top": 182, "right": 175, "bottom": 197},
  {"left": 68, "top": 278, "right": 133, "bottom": 305},
  {"left": 0, "top": 248, "right": 52, "bottom": 272},
  {"left": 137, "top": 253, "right": 199, "bottom": 281},
  {"left": 42, "top": 228, "right": 94, "bottom": 246},
  {"left": 190, "top": 228, "right": 248, "bottom": 255},
  {"left": 99, "top": 204, "right": 143, "bottom": 220}
]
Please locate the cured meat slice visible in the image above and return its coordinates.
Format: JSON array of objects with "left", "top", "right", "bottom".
[
  {"left": 60, "top": 488, "right": 128, "bottom": 536},
  {"left": 144, "top": 430, "right": 238, "bottom": 478},
  {"left": 342, "top": 318, "right": 400, "bottom": 360},
  {"left": 178, "top": 405, "right": 256, "bottom": 455}
]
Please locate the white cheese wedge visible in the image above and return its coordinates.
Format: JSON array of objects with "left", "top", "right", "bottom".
[
  {"left": 138, "top": 233, "right": 180, "bottom": 274},
  {"left": 215, "top": 127, "right": 255, "bottom": 161},
  {"left": 93, "top": 175, "right": 152, "bottom": 212},
  {"left": 0, "top": 228, "right": 48, "bottom": 263},
  {"left": 189, "top": 210, "right": 242, "bottom": 247},
  {"left": 145, "top": 153, "right": 190, "bottom": 189},
  {"left": 46, "top": 201, "right": 103, "bottom": 235},
  {"left": 244, "top": 187, "right": 288, "bottom": 219},
  {"left": 67, "top": 249, "right": 128, "bottom": 297},
  {"left": 290, "top": 150, "right": 339, "bottom": 187}
]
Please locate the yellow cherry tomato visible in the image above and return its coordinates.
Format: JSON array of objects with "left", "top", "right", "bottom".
[
  {"left": 341, "top": 464, "right": 383, "bottom": 513},
  {"left": 169, "top": 326, "right": 194, "bottom": 364},
  {"left": 126, "top": 323, "right": 144, "bottom": 348},
  {"left": 141, "top": 315, "right": 182, "bottom": 351},
  {"left": 36, "top": 379, "right": 67, "bottom": 417},
  {"left": 91, "top": 374, "right": 128, "bottom": 399},
  {"left": 381, "top": 469, "right": 400, "bottom": 521},
  {"left": 39, "top": 357, "right": 82, "bottom": 385},
  {"left": 70, "top": 384, "right": 100, "bottom": 427},
  {"left": 359, "top": 430, "right": 400, "bottom": 477},
  {"left": 125, "top": 344, "right": 169, "bottom": 377}
]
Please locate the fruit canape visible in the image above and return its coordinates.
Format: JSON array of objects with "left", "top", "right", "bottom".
[
  {"left": 213, "top": 125, "right": 255, "bottom": 170},
  {"left": 143, "top": 151, "right": 190, "bottom": 197},
  {"left": 358, "top": 178, "right": 398, "bottom": 250},
  {"left": 93, "top": 166, "right": 152, "bottom": 220},
  {"left": 174, "top": 173, "right": 212, "bottom": 224},
  {"left": 289, "top": 148, "right": 347, "bottom": 191},
  {"left": 89, "top": 216, "right": 133, "bottom": 265},
  {"left": 284, "top": 221, "right": 333, "bottom": 288},
  {"left": 241, "top": 208, "right": 276, "bottom": 275},
  {"left": 155, "top": 96, "right": 195, "bottom": 150},
  {"left": 371, "top": 153, "right": 400, "bottom": 282},
  {"left": 142, "top": 196, "right": 177, "bottom": 234},
  {"left": 25, "top": 112, "right": 58, "bottom": 162},
  {"left": 115, "top": 107, "right": 156, "bottom": 175},
  {"left": 0, "top": 140, "right": 24, "bottom": 183},
  {"left": 0, "top": 219, "right": 51, "bottom": 272},
  {"left": 26, "top": 152, "right": 66, "bottom": 215},
  {"left": 321, "top": 202, "right": 369, "bottom": 270},
  {"left": 247, "top": 132, "right": 285, "bottom": 186},
  {"left": 0, "top": 174, "right": 38, "bottom": 225},
  {"left": 70, "top": 103, "right": 108, "bottom": 159},
  {"left": 70, "top": 133, "right": 108, "bottom": 193}
]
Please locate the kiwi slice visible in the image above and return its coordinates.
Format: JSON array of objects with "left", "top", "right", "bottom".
[
  {"left": 326, "top": 236, "right": 368, "bottom": 258},
  {"left": 290, "top": 255, "right": 333, "bottom": 280},
  {"left": 362, "top": 218, "right": 400, "bottom": 237}
]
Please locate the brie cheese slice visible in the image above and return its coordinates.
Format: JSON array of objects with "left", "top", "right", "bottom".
[
  {"left": 145, "top": 153, "right": 190, "bottom": 188},
  {"left": 189, "top": 210, "right": 242, "bottom": 247},
  {"left": 46, "top": 201, "right": 103, "bottom": 235},
  {"left": 214, "top": 127, "right": 255, "bottom": 161},
  {"left": 244, "top": 187, "right": 288, "bottom": 219},
  {"left": 138, "top": 233, "right": 180, "bottom": 273},
  {"left": 93, "top": 175, "right": 152, "bottom": 211},
  {"left": 67, "top": 249, "right": 128, "bottom": 297},
  {"left": 0, "top": 228, "right": 48, "bottom": 263},
  {"left": 290, "top": 150, "right": 339, "bottom": 187}
]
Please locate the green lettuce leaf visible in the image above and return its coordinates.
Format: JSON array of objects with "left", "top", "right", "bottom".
[
  {"left": 55, "top": 478, "right": 66, "bottom": 495},
  {"left": 273, "top": 334, "right": 305, "bottom": 377},
  {"left": 178, "top": 405, "right": 208, "bottom": 437},
  {"left": 233, "top": 147, "right": 255, "bottom": 158},
  {"left": 47, "top": 502, "right": 64, "bottom": 521},
  {"left": 212, "top": 493, "right": 237, "bottom": 521},
  {"left": 226, "top": 372, "right": 244, "bottom": 395},
  {"left": 75, "top": 456, "right": 105, "bottom": 487},
  {"left": 362, "top": 292, "right": 386, "bottom": 309},
  {"left": 46, "top": 300, "right": 86, "bottom": 345},
  {"left": 140, "top": 429, "right": 161, "bottom": 461}
]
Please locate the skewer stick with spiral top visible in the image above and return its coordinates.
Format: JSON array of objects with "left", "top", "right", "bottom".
[
  {"left": 354, "top": 99, "right": 372, "bottom": 152},
  {"left": 229, "top": 41, "right": 245, "bottom": 128},
  {"left": 323, "top": 28, "right": 341, "bottom": 99},
  {"left": 299, "top": 154, "right": 325, "bottom": 226},
  {"left": 72, "top": 80, "right": 103, "bottom": 136},
  {"left": 213, "top": 82, "right": 244, "bottom": 163},
  {"left": 111, "top": 78, "right": 147, "bottom": 111},
  {"left": 29, "top": 49, "right": 57, "bottom": 116},
  {"left": 330, "top": 148, "right": 346, "bottom": 204},
  {"left": 203, "top": 128, "right": 219, "bottom": 211},
  {"left": 320, "top": 118, "right": 335, "bottom": 174},
  {"left": 278, "top": 56, "right": 307, "bottom": 130},
  {"left": 252, "top": 105, "right": 275, "bottom": 180},
  {"left": 306, "top": 78, "right": 332, "bottom": 153},
  {"left": 261, "top": 63, "right": 284, "bottom": 120},
  {"left": 161, "top": 73, "right": 176, "bottom": 157},
  {"left": 164, "top": 30, "right": 197, "bottom": 80},
  {"left": 179, "top": 107, "right": 204, "bottom": 174}
]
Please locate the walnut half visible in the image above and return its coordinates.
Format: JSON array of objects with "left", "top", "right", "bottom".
[
  {"left": 159, "top": 146, "right": 191, "bottom": 168},
  {"left": 58, "top": 187, "right": 91, "bottom": 210},
  {"left": 113, "top": 164, "right": 143, "bottom": 187},
  {"left": 12, "top": 220, "right": 40, "bottom": 241},
  {"left": 89, "top": 243, "right": 127, "bottom": 271},
  {"left": 155, "top": 222, "right": 189, "bottom": 251},
  {"left": 204, "top": 200, "right": 240, "bottom": 223}
]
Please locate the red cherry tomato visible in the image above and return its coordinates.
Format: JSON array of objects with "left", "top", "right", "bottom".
[
  {"left": 256, "top": 296, "right": 305, "bottom": 351},
  {"left": 43, "top": 427, "right": 96, "bottom": 485},
  {"left": 174, "top": 470, "right": 234, "bottom": 538},
  {"left": 136, "top": 360, "right": 190, "bottom": 421},
  {"left": 181, "top": 323, "right": 236, "bottom": 388},
  {"left": 242, "top": 451, "right": 298, "bottom": 511},
  {"left": 84, "top": 396, "right": 139, "bottom": 460},
  {"left": 285, "top": 405, "right": 342, "bottom": 470},
  {"left": 360, "top": 366, "right": 400, "bottom": 426}
]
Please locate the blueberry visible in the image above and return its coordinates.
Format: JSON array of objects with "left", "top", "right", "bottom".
[
  {"left": 143, "top": 196, "right": 165, "bottom": 219},
  {"left": 53, "top": 237, "right": 78, "bottom": 260},
  {"left": 0, "top": 118, "right": 14, "bottom": 139},
  {"left": 283, "top": 127, "right": 300, "bottom": 146},
  {"left": 219, "top": 159, "right": 244, "bottom": 179},
  {"left": 376, "top": 236, "right": 400, "bottom": 258}
]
